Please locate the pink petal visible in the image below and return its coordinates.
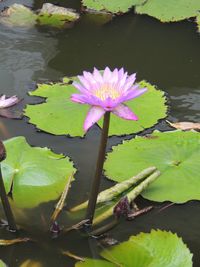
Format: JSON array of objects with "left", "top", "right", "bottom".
[
  {"left": 71, "top": 94, "right": 87, "bottom": 104},
  {"left": 83, "top": 71, "right": 96, "bottom": 84},
  {"left": 112, "top": 104, "right": 138, "bottom": 120},
  {"left": 122, "top": 73, "right": 137, "bottom": 91},
  {"left": 71, "top": 94, "right": 97, "bottom": 105},
  {"left": 123, "top": 87, "right": 147, "bottom": 101},
  {"left": 109, "top": 68, "right": 119, "bottom": 84},
  {"left": 102, "top": 97, "right": 119, "bottom": 110},
  {"left": 118, "top": 68, "right": 124, "bottom": 80},
  {"left": 0, "top": 95, "right": 19, "bottom": 108},
  {"left": 119, "top": 72, "right": 128, "bottom": 88},
  {"left": 103, "top": 67, "right": 112, "bottom": 82},
  {"left": 73, "top": 82, "right": 90, "bottom": 94},
  {"left": 0, "top": 95, "right": 6, "bottom": 101},
  {"left": 83, "top": 71, "right": 99, "bottom": 90},
  {"left": 78, "top": 75, "right": 92, "bottom": 90},
  {"left": 93, "top": 68, "right": 103, "bottom": 83},
  {"left": 84, "top": 106, "right": 105, "bottom": 132}
]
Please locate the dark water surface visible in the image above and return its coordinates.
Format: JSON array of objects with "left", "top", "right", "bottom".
[{"left": 0, "top": 0, "right": 200, "bottom": 266}]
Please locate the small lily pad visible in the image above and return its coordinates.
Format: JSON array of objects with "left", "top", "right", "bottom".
[
  {"left": 0, "top": 4, "right": 37, "bottom": 27},
  {"left": 82, "top": 0, "right": 145, "bottom": 14},
  {"left": 135, "top": 0, "right": 200, "bottom": 22},
  {"left": 104, "top": 130, "right": 200, "bottom": 203},
  {"left": 2, "top": 137, "right": 76, "bottom": 208},
  {"left": 76, "top": 230, "right": 193, "bottom": 267},
  {"left": 37, "top": 3, "right": 80, "bottom": 27},
  {"left": 24, "top": 80, "right": 167, "bottom": 137}
]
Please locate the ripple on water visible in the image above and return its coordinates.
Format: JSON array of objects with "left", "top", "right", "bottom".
[
  {"left": 0, "top": 23, "right": 60, "bottom": 98},
  {"left": 170, "top": 87, "right": 200, "bottom": 121}
]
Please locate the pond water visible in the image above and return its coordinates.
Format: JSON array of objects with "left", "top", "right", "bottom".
[{"left": 0, "top": 0, "right": 200, "bottom": 266}]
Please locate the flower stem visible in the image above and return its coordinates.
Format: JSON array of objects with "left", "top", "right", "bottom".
[
  {"left": 0, "top": 141, "right": 17, "bottom": 232},
  {"left": 85, "top": 112, "right": 110, "bottom": 225}
]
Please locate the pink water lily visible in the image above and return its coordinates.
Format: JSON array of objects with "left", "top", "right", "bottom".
[
  {"left": 71, "top": 67, "right": 147, "bottom": 132},
  {"left": 0, "top": 95, "right": 19, "bottom": 108}
]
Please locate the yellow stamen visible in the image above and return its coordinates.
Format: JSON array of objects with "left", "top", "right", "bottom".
[{"left": 94, "top": 85, "right": 120, "bottom": 100}]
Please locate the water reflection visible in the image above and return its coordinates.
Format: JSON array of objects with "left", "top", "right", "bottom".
[
  {"left": 0, "top": 21, "right": 61, "bottom": 99},
  {"left": 170, "top": 87, "right": 200, "bottom": 121}
]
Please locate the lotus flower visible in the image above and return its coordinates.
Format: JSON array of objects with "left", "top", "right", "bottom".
[
  {"left": 0, "top": 95, "right": 19, "bottom": 108},
  {"left": 71, "top": 67, "right": 147, "bottom": 132}
]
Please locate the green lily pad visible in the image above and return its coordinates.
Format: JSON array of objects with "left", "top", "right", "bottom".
[
  {"left": 24, "top": 83, "right": 88, "bottom": 137},
  {"left": 76, "top": 259, "right": 115, "bottom": 267},
  {"left": 0, "top": 260, "right": 7, "bottom": 267},
  {"left": 0, "top": 4, "right": 37, "bottom": 27},
  {"left": 104, "top": 130, "right": 200, "bottom": 203},
  {"left": 82, "top": 0, "right": 145, "bottom": 14},
  {"left": 76, "top": 230, "right": 193, "bottom": 267},
  {"left": 2, "top": 137, "right": 75, "bottom": 208},
  {"left": 37, "top": 3, "right": 80, "bottom": 27},
  {"left": 24, "top": 80, "right": 167, "bottom": 137},
  {"left": 135, "top": 0, "right": 200, "bottom": 22}
]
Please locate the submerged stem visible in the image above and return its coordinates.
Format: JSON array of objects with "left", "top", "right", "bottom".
[
  {"left": 93, "top": 170, "right": 160, "bottom": 225},
  {"left": 70, "top": 167, "right": 156, "bottom": 212},
  {"left": 0, "top": 141, "right": 17, "bottom": 232},
  {"left": 85, "top": 112, "right": 110, "bottom": 225}
]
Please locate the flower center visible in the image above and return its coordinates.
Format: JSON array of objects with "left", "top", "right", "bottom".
[{"left": 94, "top": 85, "right": 120, "bottom": 100}]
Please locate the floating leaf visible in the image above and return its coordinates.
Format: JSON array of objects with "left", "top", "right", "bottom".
[
  {"left": 0, "top": 4, "right": 37, "bottom": 27},
  {"left": 24, "top": 83, "right": 88, "bottom": 137},
  {"left": 105, "top": 130, "right": 200, "bottom": 203},
  {"left": 51, "top": 172, "right": 74, "bottom": 222},
  {"left": 37, "top": 3, "right": 80, "bottom": 28},
  {"left": 76, "top": 230, "right": 192, "bottom": 267},
  {"left": 0, "top": 238, "right": 30, "bottom": 246},
  {"left": 2, "top": 137, "right": 75, "bottom": 208},
  {"left": 20, "top": 260, "right": 43, "bottom": 267},
  {"left": 135, "top": 0, "right": 200, "bottom": 22},
  {"left": 24, "top": 80, "right": 167, "bottom": 137},
  {"left": 0, "top": 3, "right": 79, "bottom": 29},
  {"left": 82, "top": 0, "right": 145, "bottom": 14},
  {"left": 167, "top": 120, "right": 200, "bottom": 130},
  {"left": 62, "top": 251, "right": 85, "bottom": 262}
]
